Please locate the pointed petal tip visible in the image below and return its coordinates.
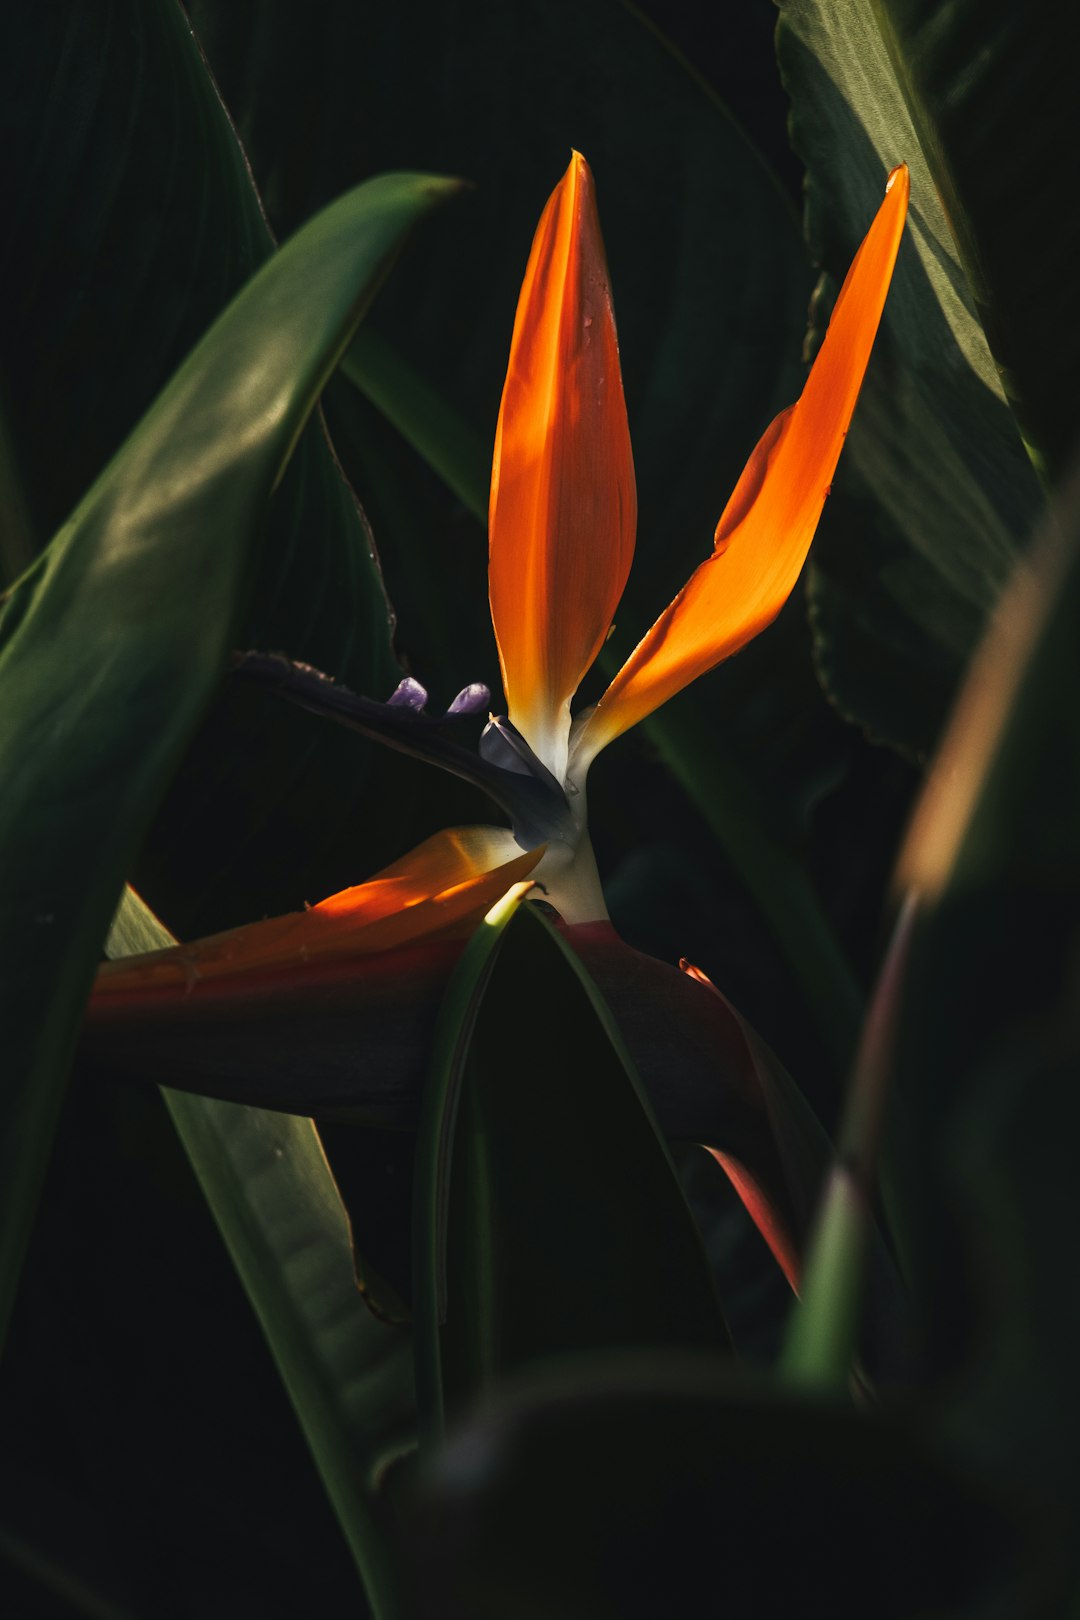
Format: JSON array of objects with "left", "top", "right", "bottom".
[
  {"left": 885, "top": 162, "right": 909, "bottom": 196},
  {"left": 575, "top": 167, "right": 907, "bottom": 762}
]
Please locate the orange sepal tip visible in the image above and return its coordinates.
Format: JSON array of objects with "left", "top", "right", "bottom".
[{"left": 575, "top": 164, "right": 909, "bottom": 763}]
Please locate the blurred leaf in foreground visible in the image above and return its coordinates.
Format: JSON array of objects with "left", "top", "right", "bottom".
[
  {"left": 409, "top": 1354, "right": 1025, "bottom": 1620},
  {"left": 889, "top": 456, "right": 1080, "bottom": 1601}
]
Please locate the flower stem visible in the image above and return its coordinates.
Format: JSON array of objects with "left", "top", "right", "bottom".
[{"left": 636, "top": 697, "right": 863, "bottom": 1081}]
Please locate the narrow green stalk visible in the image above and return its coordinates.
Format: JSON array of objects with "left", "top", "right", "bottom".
[
  {"left": 633, "top": 698, "right": 863, "bottom": 1073},
  {"left": 411, "top": 882, "right": 531, "bottom": 1447},
  {"left": 343, "top": 327, "right": 490, "bottom": 519},
  {"left": 780, "top": 892, "right": 918, "bottom": 1389}
]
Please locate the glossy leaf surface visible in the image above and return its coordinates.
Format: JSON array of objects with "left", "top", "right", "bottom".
[
  {"left": 0, "top": 0, "right": 457, "bottom": 945},
  {"left": 872, "top": 0, "right": 1080, "bottom": 484},
  {"left": 0, "top": 167, "right": 452, "bottom": 1344},
  {"left": 776, "top": 0, "right": 1046, "bottom": 753}
]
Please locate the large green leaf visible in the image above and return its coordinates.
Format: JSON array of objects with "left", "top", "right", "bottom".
[
  {"left": 0, "top": 1, "right": 472, "bottom": 943},
  {"left": 107, "top": 888, "right": 414, "bottom": 1618},
  {"left": 871, "top": 0, "right": 1080, "bottom": 484},
  {"left": 418, "top": 908, "right": 730, "bottom": 1433},
  {"left": 0, "top": 168, "right": 453, "bottom": 1347},
  {"left": 775, "top": 0, "right": 1046, "bottom": 754},
  {"left": 886, "top": 465, "right": 1080, "bottom": 1595}
]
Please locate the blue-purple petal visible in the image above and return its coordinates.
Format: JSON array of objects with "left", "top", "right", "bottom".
[{"left": 388, "top": 675, "right": 430, "bottom": 709}]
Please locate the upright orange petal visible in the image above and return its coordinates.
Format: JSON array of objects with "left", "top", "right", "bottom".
[
  {"left": 92, "top": 827, "right": 537, "bottom": 1002},
  {"left": 489, "top": 151, "right": 636, "bottom": 781},
  {"left": 574, "top": 165, "right": 909, "bottom": 765}
]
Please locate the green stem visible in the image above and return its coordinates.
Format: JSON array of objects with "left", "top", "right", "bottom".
[
  {"left": 412, "top": 883, "right": 531, "bottom": 1447},
  {"left": 632, "top": 697, "right": 863, "bottom": 1074},
  {"left": 780, "top": 893, "right": 918, "bottom": 1389},
  {"left": 342, "top": 327, "right": 489, "bottom": 520}
]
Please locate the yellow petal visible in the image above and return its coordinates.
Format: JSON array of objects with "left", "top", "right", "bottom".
[
  {"left": 92, "top": 827, "right": 536, "bottom": 1000},
  {"left": 488, "top": 151, "right": 636, "bottom": 779},
  {"left": 575, "top": 165, "right": 909, "bottom": 763}
]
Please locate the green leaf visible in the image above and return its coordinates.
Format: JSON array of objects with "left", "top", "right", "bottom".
[
  {"left": 107, "top": 889, "right": 413, "bottom": 1618},
  {"left": 419, "top": 907, "right": 730, "bottom": 1436},
  {"left": 0, "top": 1, "right": 456, "bottom": 942},
  {"left": 342, "top": 328, "right": 489, "bottom": 525},
  {"left": 870, "top": 0, "right": 1080, "bottom": 484},
  {"left": 781, "top": 896, "right": 918, "bottom": 1389},
  {"left": 0, "top": 167, "right": 454, "bottom": 1348},
  {"left": 412, "top": 883, "right": 532, "bottom": 1444},
  {"left": 884, "top": 467, "right": 1080, "bottom": 1586},
  {"left": 775, "top": 0, "right": 1046, "bottom": 754},
  {"left": 0, "top": 1, "right": 396, "bottom": 685}
]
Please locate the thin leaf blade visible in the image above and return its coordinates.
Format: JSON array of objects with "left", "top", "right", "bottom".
[{"left": 107, "top": 888, "right": 414, "bottom": 1618}]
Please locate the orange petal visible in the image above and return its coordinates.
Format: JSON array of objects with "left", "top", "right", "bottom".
[
  {"left": 575, "top": 165, "right": 909, "bottom": 763},
  {"left": 92, "top": 827, "right": 537, "bottom": 1002},
  {"left": 489, "top": 151, "right": 636, "bottom": 779}
]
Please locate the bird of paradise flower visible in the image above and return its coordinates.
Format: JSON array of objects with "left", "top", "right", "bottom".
[{"left": 93, "top": 152, "right": 908, "bottom": 1002}]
